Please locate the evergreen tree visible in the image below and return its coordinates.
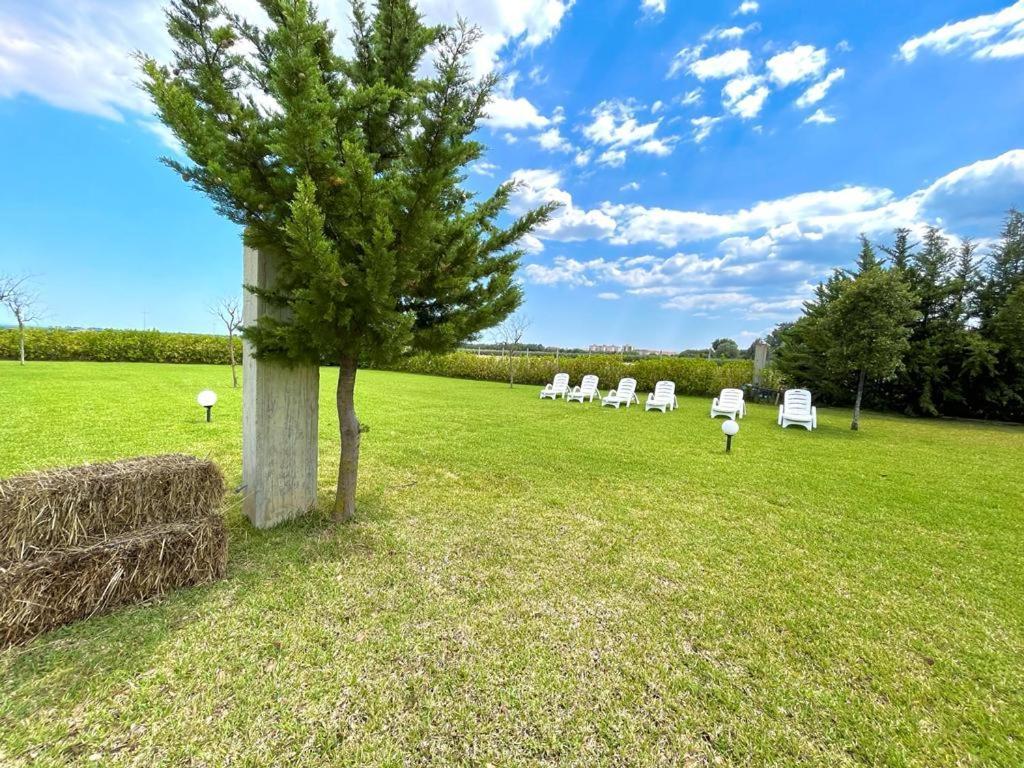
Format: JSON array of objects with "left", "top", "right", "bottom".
[
  {"left": 879, "top": 227, "right": 916, "bottom": 272},
  {"left": 140, "top": 0, "right": 555, "bottom": 522},
  {"left": 821, "top": 244, "right": 918, "bottom": 430}
]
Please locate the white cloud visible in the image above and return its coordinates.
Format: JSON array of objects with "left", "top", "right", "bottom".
[
  {"left": 804, "top": 108, "right": 836, "bottom": 125},
  {"left": 766, "top": 44, "right": 828, "bottom": 86},
  {"left": 0, "top": 0, "right": 575, "bottom": 122},
  {"left": 598, "top": 149, "right": 627, "bottom": 167},
  {"left": 509, "top": 169, "right": 618, "bottom": 242},
  {"left": 667, "top": 45, "right": 705, "bottom": 78},
  {"left": 620, "top": 181, "right": 641, "bottom": 191},
  {"left": 691, "top": 115, "right": 722, "bottom": 143},
  {"left": 483, "top": 96, "right": 551, "bottom": 129},
  {"left": 597, "top": 292, "right": 621, "bottom": 300},
  {"left": 900, "top": 1, "right": 1024, "bottom": 62},
  {"left": 651, "top": 99, "right": 664, "bottom": 113},
  {"left": 795, "top": 68, "right": 845, "bottom": 108},
  {"left": 734, "top": 1, "right": 759, "bottom": 15},
  {"left": 471, "top": 161, "right": 499, "bottom": 176},
  {"left": 688, "top": 48, "right": 752, "bottom": 80},
  {"left": 680, "top": 88, "right": 704, "bottom": 106},
  {"left": 641, "top": 0, "right": 666, "bottom": 15},
  {"left": 138, "top": 119, "right": 184, "bottom": 155},
  {"left": 574, "top": 149, "right": 592, "bottom": 167},
  {"left": 532, "top": 127, "right": 573, "bottom": 152},
  {"left": 722, "top": 74, "right": 769, "bottom": 118},
  {"left": 523, "top": 257, "right": 595, "bottom": 286},
  {"left": 704, "top": 25, "right": 753, "bottom": 41}
]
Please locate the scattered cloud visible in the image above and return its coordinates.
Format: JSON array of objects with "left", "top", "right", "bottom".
[
  {"left": 691, "top": 115, "right": 722, "bottom": 143},
  {"left": 598, "top": 149, "right": 627, "bottom": 167},
  {"left": 722, "top": 74, "right": 769, "bottom": 118},
  {"left": 597, "top": 292, "right": 621, "bottom": 300},
  {"left": 734, "top": 1, "right": 759, "bottom": 16},
  {"left": 574, "top": 149, "right": 592, "bottom": 167},
  {"left": 668, "top": 45, "right": 706, "bottom": 78},
  {"left": 620, "top": 181, "right": 641, "bottom": 191},
  {"left": 804, "top": 108, "right": 836, "bottom": 125},
  {"left": 483, "top": 96, "right": 551, "bottom": 129},
  {"left": 680, "top": 88, "right": 704, "bottom": 106},
  {"left": 641, "top": 0, "right": 666, "bottom": 15},
  {"left": 766, "top": 44, "right": 828, "bottom": 86},
  {"left": 795, "top": 68, "right": 845, "bottom": 108},
  {"left": 509, "top": 169, "right": 618, "bottom": 243},
  {"left": 651, "top": 100, "right": 665, "bottom": 114},
  {"left": 532, "top": 127, "right": 574, "bottom": 152},
  {"left": 899, "top": 1, "right": 1024, "bottom": 62},
  {"left": 688, "top": 48, "right": 752, "bottom": 80},
  {"left": 704, "top": 25, "right": 757, "bottom": 41},
  {"left": 471, "top": 161, "right": 499, "bottom": 176}
]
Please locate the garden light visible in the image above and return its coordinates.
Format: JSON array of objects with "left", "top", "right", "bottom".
[
  {"left": 722, "top": 418, "right": 739, "bottom": 452},
  {"left": 197, "top": 389, "right": 217, "bottom": 422}
]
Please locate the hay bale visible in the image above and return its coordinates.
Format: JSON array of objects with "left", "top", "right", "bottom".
[
  {"left": 0, "top": 455, "right": 224, "bottom": 562},
  {"left": 0, "top": 516, "right": 227, "bottom": 647}
]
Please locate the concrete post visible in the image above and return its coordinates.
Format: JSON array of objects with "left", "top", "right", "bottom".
[
  {"left": 242, "top": 245, "right": 320, "bottom": 528},
  {"left": 752, "top": 340, "right": 769, "bottom": 387}
]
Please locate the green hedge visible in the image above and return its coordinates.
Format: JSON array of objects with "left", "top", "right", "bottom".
[
  {"left": 2, "top": 328, "right": 776, "bottom": 396},
  {"left": 0, "top": 328, "right": 241, "bottom": 365},
  {"left": 384, "top": 352, "right": 757, "bottom": 396}
]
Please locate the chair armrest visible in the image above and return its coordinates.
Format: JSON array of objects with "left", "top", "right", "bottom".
[{"left": 712, "top": 397, "right": 719, "bottom": 408}]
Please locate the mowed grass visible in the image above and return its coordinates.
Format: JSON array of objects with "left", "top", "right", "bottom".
[{"left": 1, "top": 361, "right": 1023, "bottom": 767}]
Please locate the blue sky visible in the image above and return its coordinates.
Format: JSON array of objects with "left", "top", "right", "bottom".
[{"left": 2, "top": 0, "right": 1024, "bottom": 350}]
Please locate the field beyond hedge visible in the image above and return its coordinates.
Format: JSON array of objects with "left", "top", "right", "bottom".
[{"left": 1, "top": 362, "right": 1023, "bottom": 767}]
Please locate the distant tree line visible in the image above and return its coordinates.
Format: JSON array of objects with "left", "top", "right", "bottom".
[{"left": 773, "top": 209, "right": 1024, "bottom": 423}]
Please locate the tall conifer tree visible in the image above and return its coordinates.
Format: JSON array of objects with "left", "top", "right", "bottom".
[{"left": 141, "top": 0, "right": 555, "bottom": 521}]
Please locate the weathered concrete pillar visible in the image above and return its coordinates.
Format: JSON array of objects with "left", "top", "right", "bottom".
[
  {"left": 752, "top": 339, "right": 770, "bottom": 386},
  {"left": 242, "top": 245, "right": 319, "bottom": 528}
]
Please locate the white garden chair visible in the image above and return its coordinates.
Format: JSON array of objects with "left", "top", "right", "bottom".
[
  {"left": 778, "top": 388, "right": 817, "bottom": 430},
  {"left": 567, "top": 374, "right": 601, "bottom": 403},
  {"left": 645, "top": 380, "right": 677, "bottom": 412},
  {"left": 602, "top": 378, "right": 639, "bottom": 408},
  {"left": 540, "top": 373, "right": 570, "bottom": 400},
  {"left": 710, "top": 388, "right": 746, "bottom": 419}
]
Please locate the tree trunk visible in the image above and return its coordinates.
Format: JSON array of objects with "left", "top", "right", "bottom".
[
  {"left": 851, "top": 368, "right": 866, "bottom": 431},
  {"left": 228, "top": 332, "right": 238, "bottom": 388},
  {"left": 17, "top": 319, "right": 25, "bottom": 365},
  {"left": 334, "top": 354, "right": 360, "bottom": 523}
]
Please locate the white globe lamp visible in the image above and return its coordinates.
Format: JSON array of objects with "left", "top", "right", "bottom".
[
  {"left": 197, "top": 389, "right": 218, "bottom": 422},
  {"left": 722, "top": 419, "right": 739, "bottom": 452}
]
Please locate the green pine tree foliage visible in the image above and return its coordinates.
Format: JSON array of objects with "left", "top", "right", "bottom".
[
  {"left": 139, "top": 0, "right": 556, "bottom": 521},
  {"left": 821, "top": 241, "right": 918, "bottom": 430}
]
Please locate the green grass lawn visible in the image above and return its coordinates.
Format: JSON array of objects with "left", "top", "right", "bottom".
[{"left": 1, "top": 361, "right": 1023, "bottom": 767}]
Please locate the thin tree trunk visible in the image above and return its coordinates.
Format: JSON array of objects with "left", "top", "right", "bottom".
[
  {"left": 228, "top": 332, "right": 238, "bottom": 388},
  {"left": 17, "top": 319, "right": 25, "bottom": 365},
  {"left": 851, "top": 368, "right": 866, "bottom": 431},
  {"left": 334, "top": 354, "right": 360, "bottom": 523}
]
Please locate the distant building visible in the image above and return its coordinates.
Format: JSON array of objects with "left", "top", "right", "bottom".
[{"left": 588, "top": 344, "right": 674, "bottom": 356}]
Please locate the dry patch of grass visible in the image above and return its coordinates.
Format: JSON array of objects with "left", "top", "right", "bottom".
[{"left": 1, "top": 361, "right": 1022, "bottom": 766}]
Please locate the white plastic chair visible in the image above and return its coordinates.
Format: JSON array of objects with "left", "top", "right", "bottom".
[
  {"left": 602, "top": 378, "right": 639, "bottom": 408},
  {"left": 645, "top": 381, "right": 677, "bottom": 412},
  {"left": 778, "top": 388, "right": 817, "bottom": 430},
  {"left": 710, "top": 388, "right": 746, "bottom": 419},
  {"left": 540, "top": 373, "right": 570, "bottom": 400},
  {"left": 567, "top": 374, "right": 601, "bottom": 403}
]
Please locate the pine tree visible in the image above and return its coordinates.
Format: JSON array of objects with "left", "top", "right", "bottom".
[
  {"left": 140, "top": 0, "right": 556, "bottom": 522},
  {"left": 820, "top": 240, "right": 918, "bottom": 430},
  {"left": 879, "top": 227, "right": 916, "bottom": 272}
]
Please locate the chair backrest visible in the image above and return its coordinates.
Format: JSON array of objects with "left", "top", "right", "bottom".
[
  {"left": 580, "top": 374, "right": 599, "bottom": 393},
  {"left": 653, "top": 380, "right": 675, "bottom": 400},
  {"left": 617, "top": 378, "right": 637, "bottom": 398},
  {"left": 552, "top": 373, "right": 569, "bottom": 390},
  {"left": 718, "top": 388, "right": 743, "bottom": 407},
  {"left": 784, "top": 388, "right": 812, "bottom": 414}
]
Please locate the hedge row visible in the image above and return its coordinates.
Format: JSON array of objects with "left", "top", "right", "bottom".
[
  {"left": 2, "top": 328, "right": 771, "bottom": 396},
  {"left": 384, "top": 352, "right": 759, "bottom": 396},
  {"left": 0, "top": 328, "right": 241, "bottom": 365}
]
